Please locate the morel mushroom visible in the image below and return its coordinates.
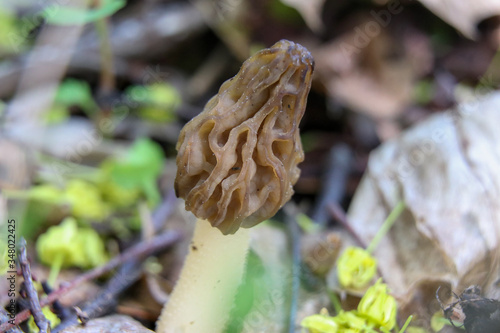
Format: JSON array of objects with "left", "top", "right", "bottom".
[{"left": 157, "top": 40, "right": 314, "bottom": 332}]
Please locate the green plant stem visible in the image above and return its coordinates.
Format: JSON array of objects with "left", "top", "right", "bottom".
[
  {"left": 399, "top": 315, "right": 413, "bottom": 333},
  {"left": 48, "top": 252, "right": 64, "bottom": 287},
  {"left": 328, "top": 291, "right": 342, "bottom": 315},
  {"left": 95, "top": 14, "right": 115, "bottom": 95},
  {"left": 94, "top": 0, "right": 115, "bottom": 136},
  {"left": 366, "top": 201, "right": 405, "bottom": 254}
]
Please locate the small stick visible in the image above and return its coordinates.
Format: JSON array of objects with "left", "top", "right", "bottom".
[
  {"left": 72, "top": 307, "right": 89, "bottom": 326},
  {"left": 52, "top": 260, "right": 144, "bottom": 332},
  {"left": 326, "top": 202, "right": 367, "bottom": 248},
  {"left": 19, "top": 238, "right": 49, "bottom": 333},
  {"left": 0, "top": 230, "right": 181, "bottom": 332},
  {"left": 0, "top": 308, "right": 23, "bottom": 333}
]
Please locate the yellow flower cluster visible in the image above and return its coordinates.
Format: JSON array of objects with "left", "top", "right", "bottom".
[
  {"left": 28, "top": 179, "right": 111, "bottom": 221},
  {"left": 36, "top": 217, "right": 108, "bottom": 269},
  {"left": 358, "top": 280, "right": 397, "bottom": 330},
  {"left": 337, "top": 247, "right": 377, "bottom": 290},
  {"left": 23, "top": 138, "right": 164, "bottom": 225},
  {"left": 65, "top": 179, "right": 110, "bottom": 220},
  {"left": 301, "top": 280, "right": 397, "bottom": 333}
]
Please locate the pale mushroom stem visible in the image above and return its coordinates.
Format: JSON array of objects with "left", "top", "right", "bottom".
[{"left": 156, "top": 219, "right": 250, "bottom": 332}]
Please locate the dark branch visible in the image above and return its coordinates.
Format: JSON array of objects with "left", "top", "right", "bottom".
[{"left": 19, "top": 238, "right": 49, "bottom": 333}]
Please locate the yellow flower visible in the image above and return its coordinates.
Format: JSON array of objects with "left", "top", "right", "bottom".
[
  {"left": 78, "top": 228, "right": 109, "bottom": 268},
  {"left": 337, "top": 247, "right": 377, "bottom": 289},
  {"left": 357, "top": 279, "right": 397, "bottom": 330},
  {"left": 302, "top": 309, "right": 380, "bottom": 333},
  {"left": 37, "top": 217, "right": 79, "bottom": 267},
  {"left": 335, "top": 311, "right": 373, "bottom": 333},
  {"left": 301, "top": 310, "right": 339, "bottom": 333},
  {"left": 36, "top": 217, "right": 107, "bottom": 269},
  {"left": 65, "top": 179, "right": 110, "bottom": 220}
]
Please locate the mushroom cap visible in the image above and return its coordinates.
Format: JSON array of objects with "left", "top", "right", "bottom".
[{"left": 175, "top": 40, "right": 314, "bottom": 234}]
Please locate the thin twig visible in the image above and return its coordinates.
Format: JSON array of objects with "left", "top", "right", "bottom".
[
  {"left": 41, "top": 282, "right": 73, "bottom": 323},
  {"left": 0, "top": 230, "right": 181, "bottom": 332},
  {"left": 326, "top": 202, "right": 367, "bottom": 248},
  {"left": 52, "top": 260, "right": 144, "bottom": 332},
  {"left": 95, "top": 0, "right": 115, "bottom": 96},
  {"left": 19, "top": 238, "right": 49, "bottom": 333},
  {"left": 0, "top": 308, "right": 23, "bottom": 333}
]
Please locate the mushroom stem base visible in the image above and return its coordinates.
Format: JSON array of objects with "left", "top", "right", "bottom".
[{"left": 156, "top": 218, "right": 250, "bottom": 333}]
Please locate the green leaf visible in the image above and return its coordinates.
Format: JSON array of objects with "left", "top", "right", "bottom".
[
  {"left": 44, "top": 105, "right": 70, "bottom": 124},
  {"left": 0, "top": 8, "right": 22, "bottom": 53},
  {"left": 430, "top": 311, "right": 447, "bottom": 332},
  {"left": 55, "top": 79, "right": 96, "bottom": 114},
  {"left": 42, "top": 0, "right": 126, "bottom": 25},
  {"left": 9, "top": 199, "right": 59, "bottom": 239},
  {"left": 296, "top": 213, "right": 321, "bottom": 234},
  {"left": 268, "top": 0, "right": 303, "bottom": 25},
  {"left": 106, "top": 138, "right": 165, "bottom": 206}
]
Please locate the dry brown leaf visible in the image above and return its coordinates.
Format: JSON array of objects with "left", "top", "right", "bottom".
[
  {"left": 417, "top": 0, "right": 500, "bottom": 39},
  {"left": 313, "top": 22, "right": 432, "bottom": 124},
  {"left": 346, "top": 92, "right": 500, "bottom": 318}
]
